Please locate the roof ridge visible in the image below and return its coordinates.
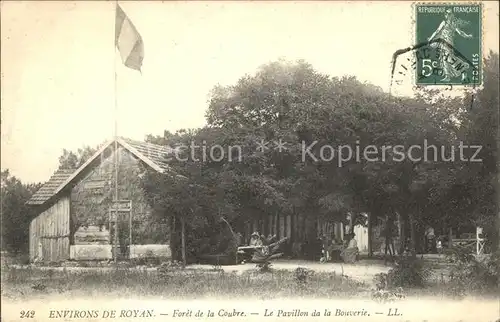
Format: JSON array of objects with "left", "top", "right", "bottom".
[
  {"left": 119, "top": 136, "right": 171, "bottom": 150},
  {"left": 55, "top": 168, "right": 77, "bottom": 174},
  {"left": 27, "top": 136, "right": 174, "bottom": 206}
]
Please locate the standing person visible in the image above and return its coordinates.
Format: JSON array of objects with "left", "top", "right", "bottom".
[
  {"left": 436, "top": 237, "right": 443, "bottom": 255},
  {"left": 425, "top": 225, "right": 435, "bottom": 253},
  {"left": 319, "top": 235, "right": 327, "bottom": 262},
  {"left": 315, "top": 235, "right": 323, "bottom": 261},
  {"left": 383, "top": 216, "right": 396, "bottom": 263},
  {"left": 36, "top": 241, "right": 44, "bottom": 263},
  {"left": 322, "top": 234, "right": 331, "bottom": 262}
]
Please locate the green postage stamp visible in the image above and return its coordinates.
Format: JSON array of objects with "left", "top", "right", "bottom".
[{"left": 415, "top": 3, "right": 482, "bottom": 86}]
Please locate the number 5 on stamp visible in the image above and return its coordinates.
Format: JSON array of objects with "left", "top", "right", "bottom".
[{"left": 415, "top": 2, "right": 482, "bottom": 86}]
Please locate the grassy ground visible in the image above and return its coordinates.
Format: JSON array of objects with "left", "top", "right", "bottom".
[
  {"left": 3, "top": 257, "right": 498, "bottom": 322},
  {"left": 1, "top": 265, "right": 371, "bottom": 301},
  {"left": 1, "top": 256, "right": 496, "bottom": 301}
]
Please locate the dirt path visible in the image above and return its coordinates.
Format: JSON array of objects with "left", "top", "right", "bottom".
[
  {"left": 10, "top": 259, "right": 392, "bottom": 285},
  {"left": 191, "top": 259, "right": 391, "bottom": 284}
]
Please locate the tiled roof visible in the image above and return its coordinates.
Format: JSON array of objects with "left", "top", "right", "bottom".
[
  {"left": 26, "top": 137, "right": 174, "bottom": 207},
  {"left": 120, "top": 137, "right": 173, "bottom": 172},
  {"left": 26, "top": 169, "right": 75, "bottom": 205}
]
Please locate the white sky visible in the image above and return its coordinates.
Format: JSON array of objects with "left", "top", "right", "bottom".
[{"left": 1, "top": 1, "right": 499, "bottom": 183}]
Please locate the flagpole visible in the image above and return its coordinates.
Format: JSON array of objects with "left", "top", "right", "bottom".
[
  {"left": 113, "top": 0, "right": 119, "bottom": 264},
  {"left": 112, "top": 1, "right": 143, "bottom": 263}
]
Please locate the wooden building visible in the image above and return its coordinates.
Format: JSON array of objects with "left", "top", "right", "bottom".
[{"left": 27, "top": 137, "right": 173, "bottom": 263}]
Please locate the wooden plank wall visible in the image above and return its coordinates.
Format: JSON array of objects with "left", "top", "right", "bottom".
[{"left": 29, "top": 196, "right": 71, "bottom": 263}]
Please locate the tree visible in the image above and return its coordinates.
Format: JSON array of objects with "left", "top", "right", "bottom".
[
  {"left": 453, "top": 52, "right": 499, "bottom": 251},
  {"left": 1, "top": 170, "right": 41, "bottom": 253},
  {"left": 58, "top": 146, "right": 97, "bottom": 170},
  {"left": 177, "top": 60, "right": 448, "bottom": 256},
  {"left": 142, "top": 126, "right": 290, "bottom": 264},
  {"left": 410, "top": 52, "right": 499, "bottom": 253},
  {"left": 143, "top": 55, "right": 498, "bottom": 262}
]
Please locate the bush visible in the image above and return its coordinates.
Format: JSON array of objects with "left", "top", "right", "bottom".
[
  {"left": 445, "top": 247, "right": 499, "bottom": 296},
  {"left": 157, "top": 260, "right": 184, "bottom": 279},
  {"left": 371, "top": 287, "right": 406, "bottom": 303},
  {"left": 294, "top": 267, "right": 314, "bottom": 286},
  {"left": 130, "top": 254, "right": 161, "bottom": 267},
  {"left": 487, "top": 249, "right": 500, "bottom": 278},
  {"left": 386, "top": 255, "right": 432, "bottom": 288},
  {"left": 0, "top": 252, "right": 30, "bottom": 266}
]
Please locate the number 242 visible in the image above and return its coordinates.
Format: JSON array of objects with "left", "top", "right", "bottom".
[{"left": 20, "top": 310, "right": 35, "bottom": 318}]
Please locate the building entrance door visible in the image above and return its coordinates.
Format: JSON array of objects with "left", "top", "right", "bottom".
[{"left": 109, "top": 200, "right": 132, "bottom": 261}]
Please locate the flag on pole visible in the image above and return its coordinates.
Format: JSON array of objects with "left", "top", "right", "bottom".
[{"left": 115, "top": 4, "right": 144, "bottom": 71}]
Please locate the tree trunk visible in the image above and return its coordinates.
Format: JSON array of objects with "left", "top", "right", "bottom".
[
  {"left": 398, "top": 213, "right": 406, "bottom": 256},
  {"left": 305, "top": 214, "right": 316, "bottom": 242},
  {"left": 384, "top": 228, "right": 389, "bottom": 264},
  {"left": 422, "top": 232, "right": 426, "bottom": 255},
  {"left": 384, "top": 215, "right": 395, "bottom": 264},
  {"left": 263, "top": 214, "right": 268, "bottom": 237},
  {"left": 114, "top": 214, "right": 119, "bottom": 263},
  {"left": 303, "top": 213, "right": 317, "bottom": 260},
  {"left": 181, "top": 217, "right": 186, "bottom": 268},
  {"left": 169, "top": 215, "right": 175, "bottom": 263},
  {"left": 367, "top": 212, "right": 373, "bottom": 257},
  {"left": 409, "top": 213, "right": 416, "bottom": 258},
  {"left": 448, "top": 227, "right": 453, "bottom": 249}
]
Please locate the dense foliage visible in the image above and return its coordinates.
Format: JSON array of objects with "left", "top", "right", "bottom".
[
  {"left": 142, "top": 53, "right": 498, "bottom": 261},
  {"left": 1, "top": 145, "right": 96, "bottom": 253},
  {"left": 1, "top": 170, "right": 41, "bottom": 253},
  {"left": 445, "top": 247, "right": 500, "bottom": 297},
  {"left": 387, "top": 256, "right": 432, "bottom": 288},
  {"left": 58, "top": 146, "right": 97, "bottom": 170}
]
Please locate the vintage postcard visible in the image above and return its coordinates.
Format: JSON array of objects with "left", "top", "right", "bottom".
[{"left": 1, "top": 1, "right": 499, "bottom": 322}]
